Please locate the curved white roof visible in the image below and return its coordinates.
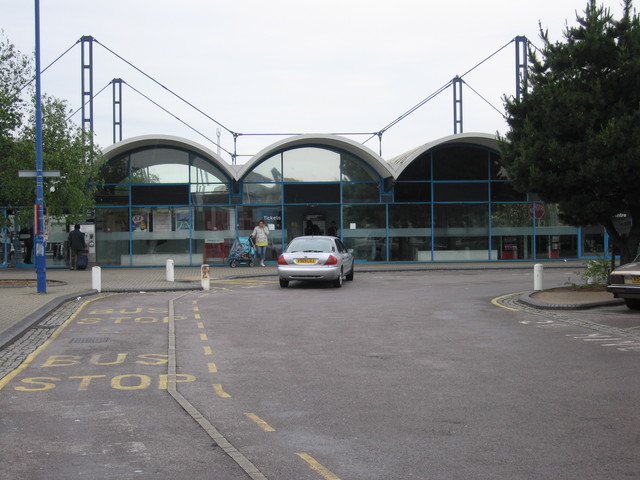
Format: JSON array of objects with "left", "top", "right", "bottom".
[
  {"left": 237, "top": 134, "right": 395, "bottom": 181},
  {"left": 390, "top": 132, "right": 500, "bottom": 178},
  {"left": 101, "top": 134, "right": 236, "bottom": 181}
]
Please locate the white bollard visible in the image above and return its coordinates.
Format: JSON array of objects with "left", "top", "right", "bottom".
[
  {"left": 201, "top": 264, "right": 210, "bottom": 291},
  {"left": 92, "top": 266, "right": 102, "bottom": 293},
  {"left": 533, "top": 263, "right": 544, "bottom": 291},
  {"left": 166, "top": 259, "right": 175, "bottom": 282}
]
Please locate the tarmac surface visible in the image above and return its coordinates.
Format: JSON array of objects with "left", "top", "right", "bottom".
[{"left": 0, "top": 260, "right": 623, "bottom": 352}]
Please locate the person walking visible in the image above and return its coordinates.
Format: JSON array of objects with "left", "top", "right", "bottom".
[
  {"left": 251, "top": 220, "right": 269, "bottom": 267},
  {"left": 68, "top": 224, "right": 86, "bottom": 270}
]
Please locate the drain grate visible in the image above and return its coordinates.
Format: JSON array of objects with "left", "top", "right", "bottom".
[{"left": 69, "top": 337, "right": 110, "bottom": 344}]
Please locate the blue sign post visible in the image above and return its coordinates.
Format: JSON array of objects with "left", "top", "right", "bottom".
[{"left": 34, "top": 0, "right": 46, "bottom": 293}]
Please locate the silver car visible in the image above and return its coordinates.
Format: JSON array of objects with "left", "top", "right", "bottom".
[
  {"left": 277, "top": 235, "right": 354, "bottom": 288},
  {"left": 607, "top": 255, "right": 640, "bottom": 310}
]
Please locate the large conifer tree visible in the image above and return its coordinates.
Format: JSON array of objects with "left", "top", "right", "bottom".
[{"left": 500, "top": 0, "right": 640, "bottom": 264}]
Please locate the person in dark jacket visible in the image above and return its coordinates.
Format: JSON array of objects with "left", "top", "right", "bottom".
[{"left": 68, "top": 224, "right": 86, "bottom": 270}]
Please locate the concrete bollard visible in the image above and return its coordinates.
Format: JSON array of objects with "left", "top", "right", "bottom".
[
  {"left": 533, "top": 263, "right": 544, "bottom": 291},
  {"left": 201, "top": 264, "right": 210, "bottom": 291},
  {"left": 92, "top": 266, "right": 102, "bottom": 293},
  {"left": 166, "top": 259, "right": 175, "bottom": 282}
]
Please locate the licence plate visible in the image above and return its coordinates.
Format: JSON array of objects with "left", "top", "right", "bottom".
[
  {"left": 632, "top": 276, "right": 640, "bottom": 283},
  {"left": 295, "top": 258, "right": 316, "bottom": 264}
]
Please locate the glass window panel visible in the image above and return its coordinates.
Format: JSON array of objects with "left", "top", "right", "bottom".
[
  {"left": 130, "top": 148, "right": 190, "bottom": 183},
  {"left": 389, "top": 204, "right": 431, "bottom": 261},
  {"left": 491, "top": 181, "right": 526, "bottom": 202},
  {"left": 341, "top": 152, "right": 377, "bottom": 181},
  {"left": 190, "top": 156, "right": 227, "bottom": 183},
  {"left": 394, "top": 182, "right": 431, "bottom": 202},
  {"left": 237, "top": 206, "right": 281, "bottom": 261},
  {"left": 191, "top": 184, "right": 229, "bottom": 205},
  {"left": 342, "top": 183, "right": 379, "bottom": 203},
  {"left": 434, "top": 203, "right": 488, "bottom": 229},
  {"left": 433, "top": 146, "right": 488, "bottom": 181},
  {"left": 95, "top": 207, "right": 131, "bottom": 265},
  {"left": 284, "top": 184, "right": 340, "bottom": 204},
  {"left": 491, "top": 203, "right": 533, "bottom": 228},
  {"left": 243, "top": 183, "right": 282, "bottom": 205},
  {"left": 342, "top": 205, "right": 387, "bottom": 261},
  {"left": 397, "top": 154, "right": 431, "bottom": 181},
  {"left": 94, "top": 184, "right": 129, "bottom": 205},
  {"left": 193, "top": 206, "right": 235, "bottom": 264},
  {"left": 245, "top": 153, "right": 282, "bottom": 182},
  {"left": 283, "top": 147, "right": 340, "bottom": 182},
  {"left": 99, "top": 156, "right": 129, "bottom": 184},
  {"left": 582, "top": 225, "right": 606, "bottom": 257},
  {"left": 434, "top": 183, "right": 488, "bottom": 202},
  {"left": 131, "top": 185, "right": 189, "bottom": 205}
]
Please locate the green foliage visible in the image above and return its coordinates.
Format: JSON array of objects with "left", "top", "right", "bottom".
[
  {"left": 499, "top": 0, "right": 640, "bottom": 264},
  {"left": 579, "top": 257, "right": 611, "bottom": 284},
  {"left": 0, "top": 32, "right": 104, "bottom": 226}
]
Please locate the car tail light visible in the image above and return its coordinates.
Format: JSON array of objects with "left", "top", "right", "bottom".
[
  {"left": 277, "top": 255, "right": 288, "bottom": 265},
  {"left": 325, "top": 255, "right": 338, "bottom": 265},
  {"left": 609, "top": 274, "right": 624, "bottom": 284}
]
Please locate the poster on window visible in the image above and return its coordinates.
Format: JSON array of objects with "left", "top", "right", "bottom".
[
  {"left": 131, "top": 213, "right": 148, "bottom": 232},
  {"left": 154, "top": 210, "right": 171, "bottom": 232},
  {"left": 175, "top": 209, "right": 190, "bottom": 230}
]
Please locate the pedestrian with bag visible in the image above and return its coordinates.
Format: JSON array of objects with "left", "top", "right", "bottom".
[{"left": 68, "top": 224, "right": 86, "bottom": 270}]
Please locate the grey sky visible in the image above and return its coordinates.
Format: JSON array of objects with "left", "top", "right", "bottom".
[{"left": 1, "top": 0, "right": 626, "bottom": 162}]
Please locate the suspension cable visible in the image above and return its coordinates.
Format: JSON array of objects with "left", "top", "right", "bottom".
[{"left": 93, "top": 38, "right": 236, "bottom": 137}]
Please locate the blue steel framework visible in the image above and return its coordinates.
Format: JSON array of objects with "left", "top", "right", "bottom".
[{"left": 1, "top": 135, "right": 608, "bottom": 268}]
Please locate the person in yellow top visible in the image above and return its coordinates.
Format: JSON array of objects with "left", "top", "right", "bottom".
[{"left": 251, "top": 220, "right": 269, "bottom": 266}]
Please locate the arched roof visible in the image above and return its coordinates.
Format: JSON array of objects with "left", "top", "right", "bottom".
[
  {"left": 237, "top": 134, "right": 395, "bottom": 181},
  {"left": 389, "top": 132, "right": 501, "bottom": 178},
  {"left": 101, "top": 134, "right": 235, "bottom": 181}
]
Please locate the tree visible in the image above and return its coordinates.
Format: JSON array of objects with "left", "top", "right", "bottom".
[
  {"left": 499, "top": 0, "right": 640, "bottom": 264},
  {"left": 0, "top": 32, "right": 103, "bottom": 226}
]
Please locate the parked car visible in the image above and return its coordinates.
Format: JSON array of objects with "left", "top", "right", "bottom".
[
  {"left": 607, "top": 255, "right": 640, "bottom": 310},
  {"left": 277, "top": 235, "right": 354, "bottom": 288}
]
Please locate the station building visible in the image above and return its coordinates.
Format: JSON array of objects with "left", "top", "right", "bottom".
[{"left": 2, "top": 132, "right": 607, "bottom": 267}]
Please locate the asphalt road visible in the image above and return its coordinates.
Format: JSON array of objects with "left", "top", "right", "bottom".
[{"left": 1, "top": 269, "right": 639, "bottom": 480}]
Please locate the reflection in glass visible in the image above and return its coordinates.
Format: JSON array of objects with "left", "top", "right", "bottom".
[
  {"left": 130, "top": 148, "right": 190, "bottom": 183},
  {"left": 243, "top": 183, "right": 282, "bottom": 204},
  {"left": 191, "top": 156, "right": 227, "bottom": 183},
  {"left": 342, "top": 205, "right": 387, "bottom": 261},
  {"left": 191, "top": 184, "right": 229, "bottom": 205},
  {"left": 245, "top": 153, "right": 283, "bottom": 182},
  {"left": 283, "top": 147, "right": 340, "bottom": 182},
  {"left": 342, "top": 183, "right": 379, "bottom": 203},
  {"left": 389, "top": 205, "right": 431, "bottom": 261}
]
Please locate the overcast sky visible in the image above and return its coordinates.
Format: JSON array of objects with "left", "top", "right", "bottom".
[{"left": 1, "top": 0, "right": 627, "bottom": 163}]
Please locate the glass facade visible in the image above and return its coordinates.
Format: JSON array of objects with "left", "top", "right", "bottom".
[{"left": 0, "top": 136, "right": 610, "bottom": 268}]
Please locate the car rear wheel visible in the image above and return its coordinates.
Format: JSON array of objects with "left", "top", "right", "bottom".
[
  {"left": 346, "top": 266, "right": 354, "bottom": 281},
  {"left": 279, "top": 278, "right": 289, "bottom": 288},
  {"left": 333, "top": 270, "right": 343, "bottom": 288},
  {"left": 624, "top": 298, "right": 640, "bottom": 310}
]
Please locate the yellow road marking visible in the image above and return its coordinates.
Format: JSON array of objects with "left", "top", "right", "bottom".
[
  {"left": 213, "top": 384, "right": 231, "bottom": 398},
  {"left": 203, "top": 346, "right": 213, "bottom": 355},
  {"left": 197, "top": 322, "right": 205, "bottom": 329},
  {"left": 296, "top": 453, "right": 342, "bottom": 480},
  {"left": 194, "top": 313, "right": 201, "bottom": 319},
  {"left": 245, "top": 413, "right": 275, "bottom": 432},
  {"left": 0, "top": 296, "right": 109, "bottom": 391},
  {"left": 193, "top": 306, "right": 200, "bottom": 312},
  {"left": 200, "top": 333, "right": 208, "bottom": 341},
  {"left": 207, "top": 362, "right": 218, "bottom": 373},
  {"left": 491, "top": 292, "right": 524, "bottom": 311}
]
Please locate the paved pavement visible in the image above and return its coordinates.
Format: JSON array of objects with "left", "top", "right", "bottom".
[{"left": 0, "top": 260, "right": 622, "bottom": 351}]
